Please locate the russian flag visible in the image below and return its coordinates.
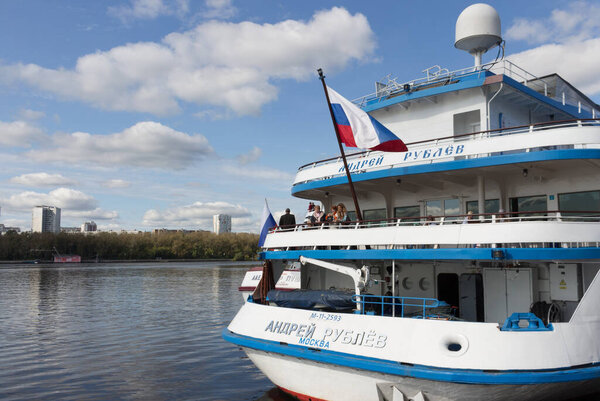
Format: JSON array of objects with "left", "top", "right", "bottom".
[
  {"left": 328, "top": 86, "right": 407, "bottom": 152},
  {"left": 258, "top": 199, "right": 276, "bottom": 247}
]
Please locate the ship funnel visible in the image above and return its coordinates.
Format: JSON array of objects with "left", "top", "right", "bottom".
[{"left": 455, "top": 3, "right": 502, "bottom": 68}]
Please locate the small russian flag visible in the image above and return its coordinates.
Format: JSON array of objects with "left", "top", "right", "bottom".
[
  {"left": 328, "top": 86, "right": 407, "bottom": 152},
  {"left": 258, "top": 199, "right": 276, "bottom": 247}
]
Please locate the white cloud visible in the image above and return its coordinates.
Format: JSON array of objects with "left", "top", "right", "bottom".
[
  {"left": 194, "top": 109, "right": 233, "bottom": 120},
  {"left": 108, "top": 0, "right": 189, "bottom": 22},
  {"left": 10, "top": 172, "right": 77, "bottom": 187},
  {"left": 18, "top": 109, "right": 45, "bottom": 121},
  {"left": 0, "top": 120, "right": 44, "bottom": 147},
  {"left": 230, "top": 216, "right": 258, "bottom": 233},
  {"left": 102, "top": 179, "right": 132, "bottom": 188},
  {"left": 506, "top": 2, "right": 600, "bottom": 96},
  {"left": 63, "top": 208, "right": 119, "bottom": 220},
  {"left": 508, "top": 39, "right": 600, "bottom": 96},
  {"left": 1, "top": 7, "right": 375, "bottom": 116},
  {"left": 97, "top": 223, "right": 124, "bottom": 231},
  {"left": 0, "top": 218, "right": 26, "bottom": 228},
  {"left": 1, "top": 188, "right": 118, "bottom": 223},
  {"left": 142, "top": 200, "right": 251, "bottom": 228},
  {"left": 506, "top": 1, "right": 600, "bottom": 45},
  {"left": 222, "top": 164, "right": 293, "bottom": 181},
  {"left": 202, "top": 0, "right": 236, "bottom": 19},
  {"left": 1, "top": 188, "right": 96, "bottom": 211},
  {"left": 236, "top": 146, "right": 262, "bottom": 165},
  {"left": 27, "top": 121, "right": 213, "bottom": 170}
]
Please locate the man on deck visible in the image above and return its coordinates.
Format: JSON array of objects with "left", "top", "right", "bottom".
[{"left": 278, "top": 208, "right": 296, "bottom": 227}]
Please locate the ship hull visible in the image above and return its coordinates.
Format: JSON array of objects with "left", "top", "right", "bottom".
[
  {"left": 243, "top": 347, "right": 600, "bottom": 401},
  {"left": 224, "top": 298, "right": 600, "bottom": 401}
]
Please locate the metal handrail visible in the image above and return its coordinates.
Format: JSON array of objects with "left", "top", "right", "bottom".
[
  {"left": 297, "top": 118, "right": 600, "bottom": 171},
  {"left": 352, "top": 60, "right": 550, "bottom": 107},
  {"left": 270, "top": 210, "right": 600, "bottom": 233},
  {"left": 352, "top": 294, "right": 442, "bottom": 318}
]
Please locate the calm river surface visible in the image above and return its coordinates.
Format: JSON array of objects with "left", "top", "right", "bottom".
[{"left": 0, "top": 262, "right": 294, "bottom": 401}]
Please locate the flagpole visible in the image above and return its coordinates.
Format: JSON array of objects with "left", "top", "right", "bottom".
[{"left": 317, "top": 68, "right": 363, "bottom": 221}]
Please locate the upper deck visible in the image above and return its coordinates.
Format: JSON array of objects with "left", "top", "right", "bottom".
[
  {"left": 283, "top": 61, "right": 600, "bottom": 258},
  {"left": 356, "top": 61, "right": 598, "bottom": 117},
  {"left": 293, "top": 119, "right": 600, "bottom": 197},
  {"left": 293, "top": 61, "right": 600, "bottom": 197}
]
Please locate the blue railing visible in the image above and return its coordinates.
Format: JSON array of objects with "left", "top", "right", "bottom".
[{"left": 352, "top": 294, "right": 451, "bottom": 318}]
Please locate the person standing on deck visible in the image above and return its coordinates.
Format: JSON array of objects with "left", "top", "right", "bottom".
[{"left": 278, "top": 208, "right": 296, "bottom": 227}]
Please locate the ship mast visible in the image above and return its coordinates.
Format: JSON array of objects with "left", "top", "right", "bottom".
[{"left": 317, "top": 68, "right": 363, "bottom": 221}]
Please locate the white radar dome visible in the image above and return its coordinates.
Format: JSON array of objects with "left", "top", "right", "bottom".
[{"left": 455, "top": 3, "right": 501, "bottom": 55}]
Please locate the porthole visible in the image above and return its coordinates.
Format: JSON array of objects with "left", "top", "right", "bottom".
[
  {"left": 447, "top": 343, "right": 462, "bottom": 352},
  {"left": 440, "top": 333, "right": 469, "bottom": 357},
  {"left": 402, "top": 277, "right": 413, "bottom": 290},
  {"left": 419, "top": 277, "right": 430, "bottom": 291}
]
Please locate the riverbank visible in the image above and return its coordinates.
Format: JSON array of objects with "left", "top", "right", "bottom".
[
  {"left": 0, "top": 258, "right": 261, "bottom": 266},
  {"left": 0, "top": 231, "right": 259, "bottom": 261}
]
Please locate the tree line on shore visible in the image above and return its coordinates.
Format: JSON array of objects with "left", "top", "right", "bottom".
[{"left": 0, "top": 231, "right": 260, "bottom": 261}]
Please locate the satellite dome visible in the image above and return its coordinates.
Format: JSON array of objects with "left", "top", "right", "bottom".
[{"left": 455, "top": 3, "right": 501, "bottom": 55}]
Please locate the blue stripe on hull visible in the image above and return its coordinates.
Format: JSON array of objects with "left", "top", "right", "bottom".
[
  {"left": 259, "top": 248, "right": 600, "bottom": 261},
  {"left": 222, "top": 328, "right": 600, "bottom": 385}
]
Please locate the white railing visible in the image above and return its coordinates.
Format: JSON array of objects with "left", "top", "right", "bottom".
[
  {"left": 354, "top": 59, "right": 596, "bottom": 116},
  {"left": 272, "top": 211, "right": 600, "bottom": 232},
  {"left": 265, "top": 211, "right": 600, "bottom": 250},
  {"left": 353, "top": 60, "right": 548, "bottom": 107},
  {"left": 296, "top": 118, "right": 600, "bottom": 174}
]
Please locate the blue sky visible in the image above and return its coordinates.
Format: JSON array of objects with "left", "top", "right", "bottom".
[{"left": 1, "top": 0, "right": 599, "bottom": 232}]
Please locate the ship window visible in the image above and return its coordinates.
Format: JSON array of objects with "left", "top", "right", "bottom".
[
  {"left": 363, "top": 208, "right": 386, "bottom": 226},
  {"left": 453, "top": 110, "right": 481, "bottom": 135},
  {"left": 394, "top": 206, "right": 420, "bottom": 221},
  {"left": 426, "top": 200, "right": 442, "bottom": 217},
  {"left": 466, "top": 199, "right": 500, "bottom": 214},
  {"left": 558, "top": 190, "right": 600, "bottom": 216},
  {"left": 509, "top": 195, "right": 547, "bottom": 217},
  {"left": 444, "top": 199, "right": 460, "bottom": 220},
  {"left": 426, "top": 199, "right": 460, "bottom": 220}
]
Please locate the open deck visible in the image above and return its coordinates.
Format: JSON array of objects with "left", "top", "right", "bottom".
[{"left": 264, "top": 210, "right": 600, "bottom": 251}]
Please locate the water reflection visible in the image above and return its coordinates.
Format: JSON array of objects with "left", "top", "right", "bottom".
[{"left": 0, "top": 262, "right": 269, "bottom": 401}]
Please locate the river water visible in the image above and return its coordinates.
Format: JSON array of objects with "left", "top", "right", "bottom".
[{"left": 0, "top": 262, "right": 292, "bottom": 401}]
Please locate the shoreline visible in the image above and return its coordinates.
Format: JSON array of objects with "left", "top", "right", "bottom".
[{"left": 0, "top": 258, "right": 260, "bottom": 266}]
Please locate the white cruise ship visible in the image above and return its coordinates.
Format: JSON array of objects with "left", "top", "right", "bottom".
[{"left": 224, "top": 4, "right": 600, "bottom": 401}]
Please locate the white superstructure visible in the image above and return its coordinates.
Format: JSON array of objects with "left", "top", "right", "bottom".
[{"left": 224, "top": 4, "right": 600, "bottom": 401}]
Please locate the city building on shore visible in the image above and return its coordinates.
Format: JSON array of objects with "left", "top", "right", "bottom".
[
  {"left": 0, "top": 224, "right": 21, "bottom": 234},
  {"left": 32, "top": 206, "right": 61, "bottom": 233},
  {"left": 213, "top": 214, "right": 231, "bottom": 234},
  {"left": 151, "top": 228, "right": 203, "bottom": 235},
  {"left": 81, "top": 221, "right": 97, "bottom": 232},
  {"left": 61, "top": 226, "right": 81, "bottom": 233}
]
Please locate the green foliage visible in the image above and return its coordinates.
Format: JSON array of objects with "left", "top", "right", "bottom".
[{"left": 0, "top": 231, "right": 260, "bottom": 261}]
